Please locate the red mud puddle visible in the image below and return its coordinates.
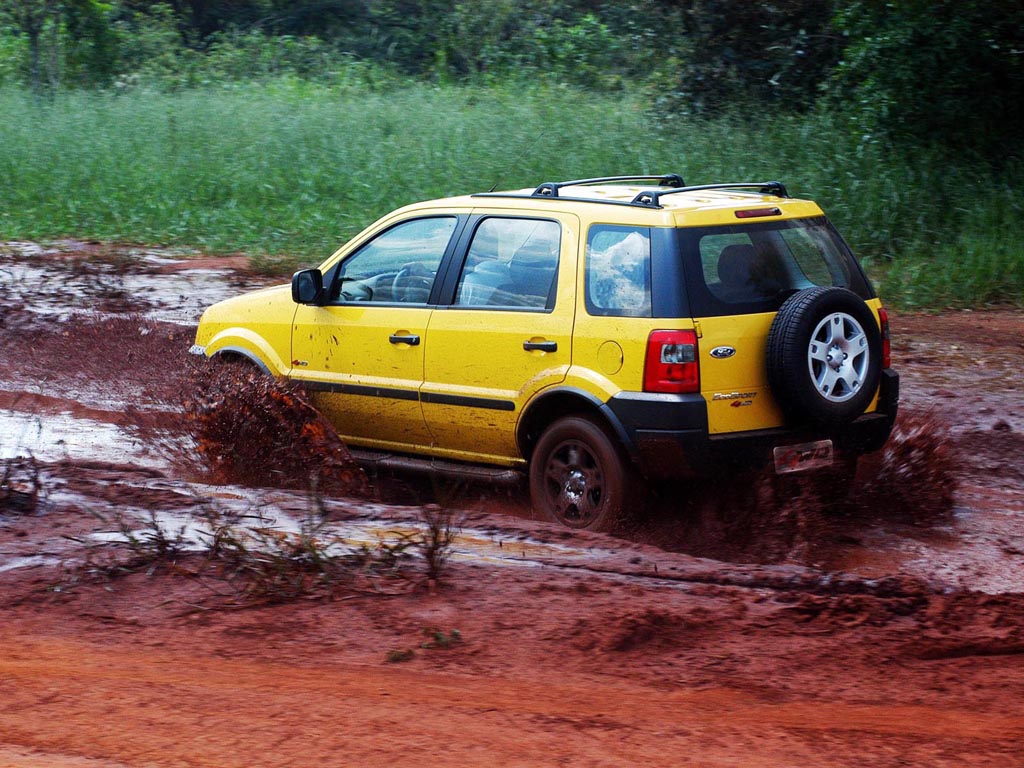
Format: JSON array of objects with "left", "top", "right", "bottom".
[{"left": 891, "top": 310, "right": 1024, "bottom": 434}]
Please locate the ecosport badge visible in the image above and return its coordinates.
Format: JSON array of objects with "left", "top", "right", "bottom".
[
  {"left": 712, "top": 391, "right": 756, "bottom": 401},
  {"left": 709, "top": 346, "right": 736, "bottom": 359}
]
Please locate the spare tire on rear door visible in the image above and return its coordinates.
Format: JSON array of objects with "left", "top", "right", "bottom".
[{"left": 766, "top": 287, "right": 882, "bottom": 427}]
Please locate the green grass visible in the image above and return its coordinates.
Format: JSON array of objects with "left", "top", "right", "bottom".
[{"left": 1, "top": 81, "right": 1021, "bottom": 307}]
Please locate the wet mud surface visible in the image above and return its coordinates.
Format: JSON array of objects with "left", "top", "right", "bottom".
[{"left": 2, "top": 241, "right": 1023, "bottom": 766}]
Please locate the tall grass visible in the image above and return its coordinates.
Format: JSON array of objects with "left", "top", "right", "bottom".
[{"left": 1, "top": 82, "right": 1020, "bottom": 307}]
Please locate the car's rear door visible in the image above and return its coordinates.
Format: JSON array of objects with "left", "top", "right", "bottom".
[
  {"left": 681, "top": 217, "right": 875, "bottom": 434},
  {"left": 420, "top": 212, "right": 579, "bottom": 464}
]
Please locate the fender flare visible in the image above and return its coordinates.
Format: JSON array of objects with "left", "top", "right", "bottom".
[{"left": 516, "top": 386, "right": 636, "bottom": 462}]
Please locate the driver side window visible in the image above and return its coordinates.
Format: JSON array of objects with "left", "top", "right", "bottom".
[{"left": 329, "top": 217, "right": 456, "bottom": 304}]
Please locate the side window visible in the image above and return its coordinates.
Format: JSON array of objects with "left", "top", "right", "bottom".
[
  {"left": 329, "top": 217, "right": 456, "bottom": 304},
  {"left": 585, "top": 225, "right": 651, "bottom": 317},
  {"left": 454, "top": 218, "right": 560, "bottom": 310}
]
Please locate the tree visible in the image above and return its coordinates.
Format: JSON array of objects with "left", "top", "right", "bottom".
[
  {"left": 0, "top": 0, "right": 118, "bottom": 91},
  {"left": 660, "top": 0, "right": 841, "bottom": 113},
  {"left": 1, "top": 0, "right": 57, "bottom": 93},
  {"left": 831, "top": 0, "right": 1024, "bottom": 161}
]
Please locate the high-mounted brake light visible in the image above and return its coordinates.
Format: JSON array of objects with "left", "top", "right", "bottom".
[
  {"left": 878, "top": 307, "right": 891, "bottom": 369},
  {"left": 734, "top": 207, "right": 782, "bottom": 219},
  {"left": 644, "top": 330, "right": 700, "bottom": 394}
]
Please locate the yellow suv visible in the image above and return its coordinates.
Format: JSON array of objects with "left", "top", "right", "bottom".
[{"left": 193, "top": 175, "right": 899, "bottom": 531}]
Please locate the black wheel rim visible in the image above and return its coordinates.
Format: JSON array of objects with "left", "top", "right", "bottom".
[{"left": 542, "top": 438, "right": 605, "bottom": 528}]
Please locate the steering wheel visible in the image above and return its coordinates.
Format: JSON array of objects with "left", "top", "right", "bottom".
[{"left": 392, "top": 262, "right": 434, "bottom": 303}]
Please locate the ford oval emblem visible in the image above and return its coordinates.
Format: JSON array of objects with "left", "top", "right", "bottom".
[{"left": 710, "top": 346, "right": 736, "bottom": 359}]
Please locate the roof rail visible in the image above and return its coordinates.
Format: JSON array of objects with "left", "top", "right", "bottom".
[
  {"left": 531, "top": 174, "right": 685, "bottom": 198},
  {"left": 632, "top": 181, "right": 789, "bottom": 207},
  {"left": 471, "top": 177, "right": 790, "bottom": 210}
]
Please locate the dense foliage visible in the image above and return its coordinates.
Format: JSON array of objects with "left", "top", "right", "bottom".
[
  {"left": 3, "top": 0, "right": 1020, "bottom": 160},
  {"left": 0, "top": 0, "right": 1020, "bottom": 307},
  {"left": 830, "top": 1, "right": 1024, "bottom": 163}
]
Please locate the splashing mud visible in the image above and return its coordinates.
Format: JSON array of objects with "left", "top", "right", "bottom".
[
  {"left": 0, "top": 300, "right": 368, "bottom": 497},
  {"left": 630, "top": 408, "right": 959, "bottom": 566},
  {"left": 184, "top": 361, "right": 369, "bottom": 497},
  {"left": 858, "top": 409, "right": 958, "bottom": 522}
]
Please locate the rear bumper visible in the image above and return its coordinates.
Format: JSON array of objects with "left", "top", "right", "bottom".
[{"left": 603, "top": 369, "right": 899, "bottom": 479}]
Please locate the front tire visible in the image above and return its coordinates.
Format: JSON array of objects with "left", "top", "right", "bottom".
[{"left": 529, "top": 416, "right": 638, "bottom": 532}]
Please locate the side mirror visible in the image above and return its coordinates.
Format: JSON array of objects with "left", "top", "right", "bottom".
[{"left": 291, "top": 268, "right": 324, "bottom": 305}]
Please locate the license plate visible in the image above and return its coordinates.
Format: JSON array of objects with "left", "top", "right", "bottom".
[{"left": 773, "top": 439, "right": 834, "bottom": 475}]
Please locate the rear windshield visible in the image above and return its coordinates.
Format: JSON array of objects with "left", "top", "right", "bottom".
[{"left": 678, "top": 216, "right": 873, "bottom": 317}]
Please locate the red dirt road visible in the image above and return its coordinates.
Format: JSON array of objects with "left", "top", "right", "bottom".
[{"left": 1, "top": 242, "right": 1023, "bottom": 766}]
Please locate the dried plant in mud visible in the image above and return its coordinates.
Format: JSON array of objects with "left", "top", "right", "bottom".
[
  {"left": 118, "top": 509, "right": 190, "bottom": 563},
  {"left": 418, "top": 504, "right": 463, "bottom": 584},
  {"left": 1, "top": 453, "right": 42, "bottom": 515},
  {"left": 58, "top": 495, "right": 460, "bottom": 608}
]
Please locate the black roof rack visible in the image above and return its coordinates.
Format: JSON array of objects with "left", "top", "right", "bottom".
[
  {"left": 472, "top": 177, "right": 789, "bottom": 209},
  {"left": 530, "top": 174, "right": 685, "bottom": 198},
  {"left": 631, "top": 181, "right": 789, "bottom": 207}
]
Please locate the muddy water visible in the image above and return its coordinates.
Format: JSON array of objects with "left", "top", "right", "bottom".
[
  {"left": 2, "top": 241, "right": 1023, "bottom": 595},
  {"left": 1, "top": 240, "right": 275, "bottom": 325},
  {"left": 0, "top": 411, "right": 163, "bottom": 467}
]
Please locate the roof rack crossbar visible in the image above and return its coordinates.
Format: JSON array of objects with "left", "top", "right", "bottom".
[
  {"left": 632, "top": 181, "right": 789, "bottom": 207},
  {"left": 472, "top": 193, "right": 657, "bottom": 209},
  {"left": 532, "top": 174, "right": 684, "bottom": 198}
]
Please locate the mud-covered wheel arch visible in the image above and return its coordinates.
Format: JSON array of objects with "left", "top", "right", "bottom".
[
  {"left": 210, "top": 347, "right": 271, "bottom": 375},
  {"left": 767, "top": 287, "right": 883, "bottom": 427}
]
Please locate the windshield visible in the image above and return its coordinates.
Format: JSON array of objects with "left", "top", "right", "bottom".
[{"left": 678, "top": 217, "right": 873, "bottom": 316}]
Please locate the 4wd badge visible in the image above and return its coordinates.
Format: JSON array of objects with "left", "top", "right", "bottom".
[{"left": 710, "top": 346, "right": 736, "bottom": 359}]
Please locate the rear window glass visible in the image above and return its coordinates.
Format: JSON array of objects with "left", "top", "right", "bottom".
[{"left": 684, "top": 217, "right": 870, "bottom": 315}]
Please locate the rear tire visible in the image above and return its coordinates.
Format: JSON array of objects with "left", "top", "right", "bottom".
[{"left": 529, "top": 416, "right": 639, "bottom": 532}]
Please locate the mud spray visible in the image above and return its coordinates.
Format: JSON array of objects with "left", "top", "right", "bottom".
[
  {"left": 184, "top": 361, "right": 368, "bottom": 497},
  {"left": 20, "top": 314, "right": 372, "bottom": 498},
  {"left": 4, "top": 311, "right": 958, "bottom": 565},
  {"left": 628, "top": 408, "right": 958, "bottom": 565}
]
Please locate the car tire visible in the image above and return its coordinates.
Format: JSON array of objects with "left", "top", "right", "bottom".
[
  {"left": 767, "top": 287, "right": 882, "bottom": 427},
  {"left": 529, "top": 416, "right": 639, "bottom": 532}
]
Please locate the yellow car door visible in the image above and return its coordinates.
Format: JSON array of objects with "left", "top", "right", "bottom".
[
  {"left": 420, "top": 213, "right": 579, "bottom": 464},
  {"left": 290, "top": 215, "right": 459, "bottom": 453}
]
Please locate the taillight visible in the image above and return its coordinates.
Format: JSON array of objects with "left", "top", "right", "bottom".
[
  {"left": 644, "top": 330, "right": 700, "bottom": 393},
  {"left": 878, "top": 307, "right": 891, "bottom": 369}
]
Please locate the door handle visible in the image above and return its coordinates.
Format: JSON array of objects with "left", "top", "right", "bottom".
[
  {"left": 523, "top": 340, "right": 557, "bottom": 353},
  {"left": 389, "top": 334, "right": 420, "bottom": 346}
]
